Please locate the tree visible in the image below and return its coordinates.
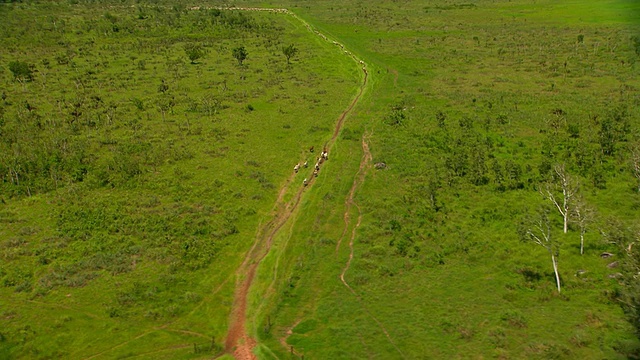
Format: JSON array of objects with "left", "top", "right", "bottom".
[
  {"left": 632, "top": 36, "right": 640, "bottom": 56},
  {"left": 547, "top": 108, "right": 566, "bottom": 135},
  {"left": 282, "top": 44, "right": 298, "bottom": 65},
  {"left": 436, "top": 110, "right": 447, "bottom": 129},
  {"left": 185, "top": 43, "right": 204, "bottom": 64},
  {"left": 571, "top": 197, "right": 594, "bottom": 255},
  {"left": 519, "top": 210, "right": 562, "bottom": 293},
  {"left": 158, "top": 79, "right": 169, "bottom": 94},
  {"left": 156, "top": 95, "right": 175, "bottom": 122},
  {"left": 232, "top": 46, "right": 248, "bottom": 66},
  {"left": 541, "top": 163, "right": 578, "bottom": 234},
  {"left": 605, "top": 220, "right": 640, "bottom": 335},
  {"left": 8, "top": 61, "right": 34, "bottom": 82},
  {"left": 599, "top": 107, "right": 629, "bottom": 157}
]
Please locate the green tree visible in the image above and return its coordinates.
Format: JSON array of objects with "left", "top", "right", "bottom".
[
  {"left": 185, "top": 43, "right": 204, "bottom": 64},
  {"left": 232, "top": 46, "right": 248, "bottom": 66},
  {"left": 606, "top": 221, "right": 640, "bottom": 335},
  {"left": 632, "top": 36, "right": 640, "bottom": 56},
  {"left": 282, "top": 44, "right": 298, "bottom": 64},
  {"left": 8, "top": 61, "right": 34, "bottom": 82},
  {"left": 435, "top": 110, "right": 447, "bottom": 129}
]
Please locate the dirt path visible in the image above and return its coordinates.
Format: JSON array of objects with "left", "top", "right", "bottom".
[
  {"left": 335, "top": 134, "right": 371, "bottom": 254},
  {"left": 337, "top": 136, "right": 406, "bottom": 359},
  {"left": 75, "top": 6, "right": 370, "bottom": 360},
  {"left": 278, "top": 319, "right": 302, "bottom": 357},
  {"left": 222, "top": 8, "right": 369, "bottom": 360}
]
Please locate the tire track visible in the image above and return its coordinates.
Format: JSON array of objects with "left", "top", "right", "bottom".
[
  {"left": 42, "top": 5, "right": 369, "bottom": 360},
  {"left": 221, "top": 8, "right": 370, "bottom": 359},
  {"left": 337, "top": 135, "right": 406, "bottom": 359}
]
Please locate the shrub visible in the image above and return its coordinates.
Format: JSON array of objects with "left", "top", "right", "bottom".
[{"left": 8, "top": 61, "right": 34, "bottom": 81}]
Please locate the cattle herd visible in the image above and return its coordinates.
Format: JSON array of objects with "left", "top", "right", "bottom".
[{"left": 295, "top": 147, "right": 328, "bottom": 186}]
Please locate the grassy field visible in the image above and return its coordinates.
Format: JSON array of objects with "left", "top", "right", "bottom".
[
  {"left": 244, "top": 0, "right": 640, "bottom": 359},
  {"left": 0, "top": 2, "right": 359, "bottom": 358},
  {"left": 2, "top": 0, "right": 640, "bottom": 359}
]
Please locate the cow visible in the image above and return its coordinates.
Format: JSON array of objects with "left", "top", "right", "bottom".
[{"left": 294, "top": 164, "right": 300, "bottom": 173}]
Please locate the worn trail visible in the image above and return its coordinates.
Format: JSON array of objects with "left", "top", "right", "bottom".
[
  {"left": 337, "top": 135, "right": 405, "bottom": 358},
  {"left": 222, "top": 7, "right": 369, "bottom": 360}
]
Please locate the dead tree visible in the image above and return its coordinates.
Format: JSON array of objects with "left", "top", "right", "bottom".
[
  {"left": 572, "top": 197, "right": 594, "bottom": 255},
  {"left": 541, "top": 164, "right": 578, "bottom": 234},
  {"left": 520, "top": 211, "right": 562, "bottom": 293}
]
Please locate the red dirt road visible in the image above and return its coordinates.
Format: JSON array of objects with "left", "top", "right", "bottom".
[{"left": 223, "top": 8, "right": 369, "bottom": 360}]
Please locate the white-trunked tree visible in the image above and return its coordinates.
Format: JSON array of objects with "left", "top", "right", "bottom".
[
  {"left": 519, "top": 210, "right": 562, "bottom": 293},
  {"left": 572, "top": 196, "right": 595, "bottom": 255},
  {"left": 541, "top": 163, "right": 579, "bottom": 234}
]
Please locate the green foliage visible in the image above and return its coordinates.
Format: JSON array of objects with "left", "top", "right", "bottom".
[
  {"left": 184, "top": 43, "right": 205, "bottom": 64},
  {"left": 8, "top": 61, "right": 33, "bottom": 82},
  {"left": 252, "top": 0, "right": 640, "bottom": 359},
  {"left": 232, "top": 46, "right": 248, "bottom": 66},
  {"left": 282, "top": 44, "right": 298, "bottom": 64},
  {"left": 384, "top": 107, "right": 405, "bottom": 127},
  {"left": 1, "top": 1, "right": 640, "bottom": 359},
  {"left": 632, "top": 36, "right": 640, "bottom": 56},
  {"left": 0, "top": 3, "right": 358, "bottom": 358},
  {"left": 606, "top": 221, "right": 640, "bottom": 335}
]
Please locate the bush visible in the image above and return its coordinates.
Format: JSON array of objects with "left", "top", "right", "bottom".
[{"left": 8, "top": 61, "right": 34, "bottom": 81}]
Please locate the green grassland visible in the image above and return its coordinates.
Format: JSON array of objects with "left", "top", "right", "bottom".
[
  {"left": 0, "top": 2, "right": 359, "bottom": 358},
  {"left": 243, "top": 0, "right": 640, "bottom": 359},
  {"left": 2, "top": 0, "right": 640, "bottom": 359}
]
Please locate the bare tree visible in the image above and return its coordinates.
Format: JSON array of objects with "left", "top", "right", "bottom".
[
  {"left": 541, "top": 163, "right": 578, "bottom": 233},
  {"left": 519, "top": 211, "right": 562, "bottom": 293},
  {"left": 572, "top": 197, "right": 594, "bottom": 255}
]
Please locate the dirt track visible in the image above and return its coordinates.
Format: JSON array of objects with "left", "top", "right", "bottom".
[
  {"left": 337, "top": 135, "right": 405, "bottom": 359},
  {"left": 222, "top": 7, "right": 370, "bottom": 360}
]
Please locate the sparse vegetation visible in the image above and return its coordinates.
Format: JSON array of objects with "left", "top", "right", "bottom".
[
  {"left": 1, "top": 0, "right": 640, "bottom": 359},
  {"left": 0, "top": 2, "right": 356, "bottom": 358}
]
